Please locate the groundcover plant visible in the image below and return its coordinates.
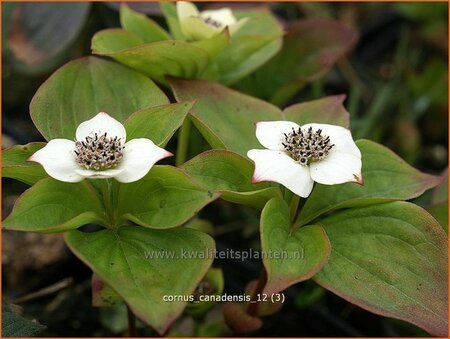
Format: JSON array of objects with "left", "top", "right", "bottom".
[{"left": 2, "top": 2, "right": 448, "bottom": 337}]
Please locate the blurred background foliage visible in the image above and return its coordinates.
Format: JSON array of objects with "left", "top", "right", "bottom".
[{"left": 2, "top": 2, "right": 448, "bottom": 337}]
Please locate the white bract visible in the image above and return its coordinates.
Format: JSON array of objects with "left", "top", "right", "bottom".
[
  {"left": 177, "top": 1, "right": 248, "bottom": 40},
  {"left": 247, "top": 121, "right": 363, "bottom": 198},
  {"left": 30, "top": 112, "right": 172, "bottom": 183}
]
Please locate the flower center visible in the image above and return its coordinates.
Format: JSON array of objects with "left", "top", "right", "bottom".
[
  {"left": 282, "top": 127, "right": 334, "bottom": 166},
  {"left": 199, "top": 15, "right": 223, "bottom": 28},
  {"left": 74, "top": 132, "right": 124, "bottom": 171}
]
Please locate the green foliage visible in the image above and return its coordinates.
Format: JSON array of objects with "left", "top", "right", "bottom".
[
  {"left": 2, "top": 299, "right": 45, "bottom": 337},
  {"left": 2, "top": 143, "right": 47, "bottom": 185},
  {"left": 299, "top": 139, "right": 443, "bottom": 225},
  {"left": 125, "top": 102, "right": 193, "bottom": 147},
  {"left": 92, "top": 4, "right": 282, "bottom": 86},
  {"left": 314, "top": 202, "right": 448, "bottom": 336},
  {"left": 120, "top": 5, "right": 171, "bottom": 43},
  {"left": 92, "top": 273, "right": 123, "bottom": 307},
  {"left": 170, "top": 78, "right": 350, "bottom": 157},
  {"left": 117, "top": 166, "right": 219, "bottom": 229},
  {"left": 236, "top": 18, "right": 357, "bottom": 105},
  {"left": 30, "top": 56, "right": 168, "bottom": 140},
  {"left": 208, "top": 8, "right": 283, "bottom": 85},
  {"left": 261, "top": 198, "right": 331, "bottom": 295},
  {"left": 426, "top": 171, "right": 448, "bottom": 233},
  {"left": 92, "top": 31, "right": 211, "bottom": 85},
  {"left": 2, "top": 178, "right": 107, "bottom": 233},
  {"left": 65, "top": 225, "right": 215, "bottom": 334},
  {"left": 2, "top": 3, "right": 447, "bottom": 336},
  {"left": 181, "top": 150, "right": 281, "bottom": 209},
  {"left": 186, "top": 268, "right": 225, "bottom": 318}
]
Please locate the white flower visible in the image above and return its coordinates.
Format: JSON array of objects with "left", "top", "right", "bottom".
[
  {"left": 177, "top": 1, "right": 248, "bottom": 41},
  {"left": 247, "top": 121, "right": 363, "bottom": 198},
  {"left": 29, "top": 112, "right": 172, "bottom": 183}
]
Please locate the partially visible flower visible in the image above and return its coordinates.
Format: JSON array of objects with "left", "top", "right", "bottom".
[
  {"left": 177, "top": 1, "right": 248, "bottom": 41},
  {"left": 29, "top": 112, "right": 172, "bottom": 183},
  {"left": 247, "top": 121, "right": 363, "bottom": 198}
]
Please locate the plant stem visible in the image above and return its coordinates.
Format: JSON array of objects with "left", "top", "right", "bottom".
[
  {"left": 176, "top": 118, "right": 191, "bottom": 166},
  {"left": 247, "top": 269, "right": 267, "bottom": 316},
  {"left": 101, "top": 178, "right": 117, "bottom": 227},
  {"left": 283, "top": 187, "right": 293, "bottom": 205},
  {"left": 127, "top": 305, "right": 137, "bottom": 337},
  {"left": 289, "top": 194, "right": 300, "bottom": 223}
]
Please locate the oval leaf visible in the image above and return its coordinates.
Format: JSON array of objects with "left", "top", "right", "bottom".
[
  {"left": 299, "top": 139, "right": 443, "bottom": 225},
  {"left": 261, "top": 197, "right": 331, "bottom": 295},
  {"left": 211, "top": 8, "right": 283, "bottom": 85},
  {"left": 30, "top": 56, "right": 168, "bottom": 140},
  {"left": 125, "top": 102, "right": 193, "bottom": 147},
  {"left": 169, "top": 78, "right": 282, "bottom": 157},
  {"left": 92, "top": 31, "right": 209, "bottom": 85},
  {"left": 159, "top": 2, "right": 185, "bottom": 40},
  {"left": 181, "top": 150, "right": 281, "bottom": 209},
  {"left": 120, "top": 4, "right": 170, "bottom": 43},
  {"left": 2, "top": 178, "right": 107, "bottom": 233},
  {"left": 65, "top": 226, "right": 215, "bottom": 334},
  {"left": 314, "top": 202, "right": 448, "bottom": 336},
  {"left": 117, "top": 166, "right": 219, "bottom": 229},
  {"left": 170, "top": 78, "right": 352, "bottom": 158},
  {"left": 2, "top": 143, "right": 47, "bottom": 185},
  {"left": 283, "top": 95, "right": 349, "bottom": 128}
]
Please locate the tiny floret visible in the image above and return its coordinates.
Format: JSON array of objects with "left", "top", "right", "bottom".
[
  {"left": 29, "top": 112, "right": 172, "bottom": 183},
  {"left": 75, "top": 132, "right": 125, "bottom": 170},
  {"left": 247, "top": 121, "right": 362, "bottom": 198},
  {"left": 282, "top": 126, "right": 335, "bottom": 165}
]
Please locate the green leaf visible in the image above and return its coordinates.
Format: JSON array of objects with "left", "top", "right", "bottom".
[
  {"left": 314, "top": 202, "right": 448, "bottom": 336},
  {"left": 65, "top": 225, "right": 215, "bottom": 334},
  {"left": 427, "top": 170, "right": 448, "bottom": 233},
  {"left": 92, "top": 273, "right": 123, "bottom": 307},
  {"left": 170, "top": 78, "right": 351, "bottom": 158},
  {"left": 159, "top": 2, "right": 185, "bottom": 40},
  {"left": 169, "top": 78, "right": 282, "bottom": 157},
  {"left": 181, "top": 150, "right": 281, "bottom": 209},
  {"left": 184, "top": 218, "right": 214, "bottom": 236},
  {"left": 95, "top": 6, "right": 281, "bottom": 85},
  {"left": 120, "top": 4, "right": 170, "bottom": 43},
  {"left": 261, "top": 198, "right": 331, "bottom": 295},
  {"left": 91, "top": 31, "right": 209, "bottom": 85},
  {"left": 2, "top": 178, "right": 107, "bottom": 233},
  {"left": 124, "top": 102, "right": 193, "bottom": 147},
  {"left": 90, "top": 28, "right": 143, "bottom": 50},
  {"left": 2, "top": 143, "right": 47, "bottom": 185},
  {"left": 236, "top": 18, "right": 357, "bottom": 104},
  {"left": 191, "top": 28, "right": 230, "bottom": 59},
  {"left": 299, "top": 140, "right": 443, "bottom": 225},
  {"left": 30, "top": 56, "right": 168, "bottom": 140},
  {"left": 2, "top": 299, "right": 46, "bottom": 337},
  {"left": 117, "top": 166, "right": 219, "bottom": 229},
  {"left": 211, "top": 8, "right": 283, "bottom": 85},
  {"left": 283, "top": 95, "right": 349, "bottom": 128},
  {"left": 427, "top": 203, "right": 448, "bottom": 233}
]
